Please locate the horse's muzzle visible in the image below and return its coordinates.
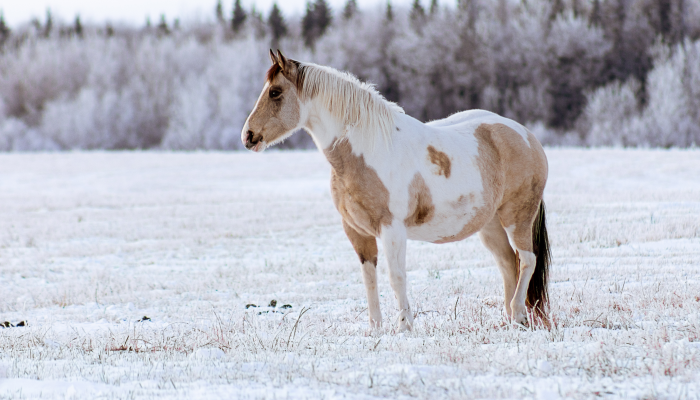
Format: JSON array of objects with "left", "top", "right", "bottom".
[{"left": 244, "top": 130, "right": 263, "bottom": 152}]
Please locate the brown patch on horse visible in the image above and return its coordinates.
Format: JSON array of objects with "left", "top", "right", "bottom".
[
  {"left": 450, "top": 193, "right": 476, "bottom": 210},
  {"left": 434, "top": 125, "right": 503, "bottom": 244},
  {"left": 326, "top": 139, "right": 393, "bottom": 237},
  {"left": 342, "top": 220, "right": 378, "bottom": 266},
  {"left": 427, "top": 145, "right": 451, "bottom": 178},
  {"left": 481, "top": 124, "right": 547, "bottom": 251},
  {"left": 405, "top": 173, "right": 435, "bottom": 227}
]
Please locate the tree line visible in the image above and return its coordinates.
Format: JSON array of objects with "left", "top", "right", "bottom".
[{"left": 0, "top": 0, "right": 699, "bottom": 150}]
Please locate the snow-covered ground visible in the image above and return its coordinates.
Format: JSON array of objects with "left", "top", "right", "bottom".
[{"left": 0, "top": 149, "right": 699, "bottom": 399}]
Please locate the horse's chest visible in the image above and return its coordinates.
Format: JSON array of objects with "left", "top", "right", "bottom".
[{"left": 330, "top": 170, "right": 392, "bottom": 238}]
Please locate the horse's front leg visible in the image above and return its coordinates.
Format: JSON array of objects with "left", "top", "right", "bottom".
[
  {"left": 380, "top": 224, "right": 413, "bottom": 332},
  {"left": 342, "top": 221, "right": 382, "bottom": 329}
]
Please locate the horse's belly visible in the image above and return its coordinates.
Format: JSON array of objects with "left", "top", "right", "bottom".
[{"left": 405, "top": 206, "right": 491, "bottom": 243}]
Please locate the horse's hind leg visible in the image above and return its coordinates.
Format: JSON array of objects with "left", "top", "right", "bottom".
[
  {"left": 500, "top": 209, "right": 538, "bottom": 325},
  {"left": 478, "top": 215, "right": 518, "bottom": 318},
  {"left": 342, "top": 221, "right": 382, "bottom": 329}
]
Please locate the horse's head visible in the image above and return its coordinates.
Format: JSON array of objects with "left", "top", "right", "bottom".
[{"left": 242, "top": 50, "right": 304, "bottom": 152}]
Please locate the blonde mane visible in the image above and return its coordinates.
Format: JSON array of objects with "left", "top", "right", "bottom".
[{"left": 297, "top": 63, "right": 404, "bottom": 148}]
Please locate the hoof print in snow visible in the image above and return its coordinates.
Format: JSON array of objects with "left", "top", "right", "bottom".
[
  {"left": 245, "top": 304, "right": 258, "bottom": 309},
  {"left": 280, "top": 304, "right": 292, "bottom": 309},
  {"left": 268, "top": 300, "right": 277, "bottom": 307},
  {"left": 136, "top": 316, "right": 151, "bottom": 322}
]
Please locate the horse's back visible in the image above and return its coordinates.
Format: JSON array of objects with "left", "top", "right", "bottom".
[{"left": 428, "top": 109, "right": 530, "bottom": 145}]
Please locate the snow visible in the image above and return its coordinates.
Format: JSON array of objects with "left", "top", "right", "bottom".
[{"left": 1, "top": 149, "right": 699, "bottom": 399}]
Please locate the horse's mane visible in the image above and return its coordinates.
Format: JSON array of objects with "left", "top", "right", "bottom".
[{"left": 268, "top": 61, "right": 405, "bottom": 148}]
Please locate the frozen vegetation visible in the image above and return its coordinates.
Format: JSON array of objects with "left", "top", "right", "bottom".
[
  {"left": 1, "top": 0, "right": 700, "bottom": 150},
  {"left": 0, "top": 149, "right": 699, "bottom": 398}
]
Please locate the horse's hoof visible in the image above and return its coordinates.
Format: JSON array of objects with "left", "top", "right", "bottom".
[
  {"left": 395, "top": 310, "right": 413, "bottom": 332},
  {"left": 510, "top": 302, "right": 528, "bottom": 325},
  {"left": 368, "top": 317, "right": 382, "bottom": 331}
]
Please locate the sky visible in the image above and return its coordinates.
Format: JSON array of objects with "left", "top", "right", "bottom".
[{"left": 0, "top": 0, "right": 416, "bottom": 28}]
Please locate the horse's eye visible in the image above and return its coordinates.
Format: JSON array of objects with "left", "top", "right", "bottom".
[{"left": 269, "top": 89, "right": 282, "bottom": 99}]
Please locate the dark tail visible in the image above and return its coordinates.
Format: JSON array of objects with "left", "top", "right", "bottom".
[{"left": 527, "top": 200, "right": 550, "bottom": 322}]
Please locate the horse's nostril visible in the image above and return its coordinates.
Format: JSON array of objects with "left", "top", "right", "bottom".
[{"left": 246, "top": 130, "right": 256, "bottom": 143}]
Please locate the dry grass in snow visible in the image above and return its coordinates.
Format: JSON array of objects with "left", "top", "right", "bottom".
[{"left": 0, "top": 149, "right": 699, "bottom": 399}]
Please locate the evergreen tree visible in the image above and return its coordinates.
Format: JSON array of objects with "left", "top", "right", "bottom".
[
  {"left": 0, "top": 12, "right": 10, "bottom": 46},
  {"left": 268, "top": 3, "right": 288, "bottom": 45},
  {"left": 430, "top": 0, "right": 439, "bottom": 15},
  {"left": 232, "top": 0, "right": 247, "bottom": 33},
  {"left": 343, "top": 0, "right": 358, "bottom": 20},
  {"left": 302, "top": 0, "right": 333, "bottom": 48},
  {"left": 656, "top": 0, "right": 673, "bottom": 38},
  {"left": 411, "top": 0, "right": 426, "bottom": 20},
  {"left": 157, "top": 14, "right": 170, "bottom": 35},
  {"left": 410, "top": 0, "right": 426, "bottom": 28},
  {"left": 314, "top": 0, "right": 332, "bottom": 36},
  {"left": 572, "top": 0, "right": 582, "bottom": 17},
  {"left": 386, "top": 1, "right": 394, "bottom": 21},
  {"left": 670, "top": 0, "right": 687, "bottom": 44},
  {"left": 302, "top": 2, "right": 316, "bottom": 47},
  {"left": 589, "top": 0, "right": 602, "bottom": 27},
  {"left": 249, "top": 6, "right": 266, "bottom": 38},
  {"left": 549, "top": 0, "right": 564, "bottom": 22},
  {"left": 216, "top": 0, "right": 225, "bottom": 23},
  {"left": 44, "top": 9, "right": 53, "bottom": 38},
  {"left": 74, "top": 15, "right": 83, "bottom": 38}
]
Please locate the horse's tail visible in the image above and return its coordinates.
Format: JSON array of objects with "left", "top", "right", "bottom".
[{"left": 527, "top": 200, "right": 550, "bottom": 322}]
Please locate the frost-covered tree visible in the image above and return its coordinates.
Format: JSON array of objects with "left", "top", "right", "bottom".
[
  {"left": 1, "top": 0, "right": 699, "bottom": 150},
  {"left": 546, "top": 12, "right": 610, "bottom": 129}
]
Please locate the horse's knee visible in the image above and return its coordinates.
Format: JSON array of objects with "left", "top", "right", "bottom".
[
  {"left": 343, "top": 221, "right": 378, "bottom": 266},
  {"left": 517, "top": 250, "right": 536, "bottom": 273}
]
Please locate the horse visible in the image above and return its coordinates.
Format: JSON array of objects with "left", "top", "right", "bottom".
[{"left": 242, "top": 50, "right": 550, "bottom": 331}]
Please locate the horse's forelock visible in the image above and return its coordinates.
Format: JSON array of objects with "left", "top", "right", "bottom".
[
  {"left": 265, "top": 63, "right": 282, "bottom": 83},
  {"left": 265, "top": 60, "right": 305, "bottom": 93}
]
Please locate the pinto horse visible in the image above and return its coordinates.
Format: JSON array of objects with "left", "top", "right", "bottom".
[{"left": 242, "top": 50, "right": 550, "bottom": 331}]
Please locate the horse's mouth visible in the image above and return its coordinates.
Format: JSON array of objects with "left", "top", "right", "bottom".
[{"left": 252, "top": 141, "right": 266, "bottom": 152}]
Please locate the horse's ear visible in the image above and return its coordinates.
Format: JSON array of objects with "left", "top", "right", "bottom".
[
  {"left": 269, "top": 49, "right": 278, "bottom": 65},
  {"left": 276, "top": 49, "right": 288, "bottom": 70}
]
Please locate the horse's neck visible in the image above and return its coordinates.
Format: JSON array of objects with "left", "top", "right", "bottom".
[
  {"left": 303, "top": 102, "right": 342, "bottom": 150},
  {"left": 303, "top": 102, "right": 376, "bottom": 156}
]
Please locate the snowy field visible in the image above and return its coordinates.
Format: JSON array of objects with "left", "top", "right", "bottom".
[{"left": 1, "top": 149, "right": 699, "bottom": 399}]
